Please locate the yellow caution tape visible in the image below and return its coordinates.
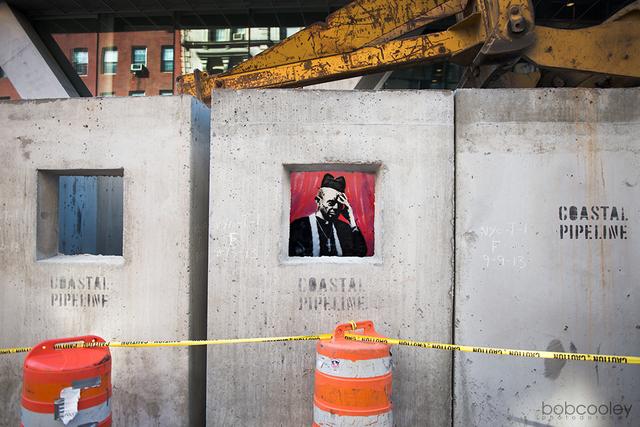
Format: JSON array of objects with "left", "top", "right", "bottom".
[
  {"left": 344, "top": 334, "right": 640, "bottom": 365},
  {"left": 0, "top": 334, "right": 332, "bottom": 355},
  {"left": 3, "top": 332, "right": 639, "bottom": 365},
  {"left": 0, "top": 346, "right": 34, "bottom": 355}
]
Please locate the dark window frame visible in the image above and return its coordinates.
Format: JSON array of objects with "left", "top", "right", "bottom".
[
  {"left": 131, "top": 46, "right": 147, "bottom": 67},
  {"left": 160, "top": 45, "right": 174, "bottom": 73},
  {"left": 71, "top": 47, "right": 89, "bottom": 76}
]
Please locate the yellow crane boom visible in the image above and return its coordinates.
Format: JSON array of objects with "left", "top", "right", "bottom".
[{"left": 177, "top": 0, "right": 640, "bottom": 103}]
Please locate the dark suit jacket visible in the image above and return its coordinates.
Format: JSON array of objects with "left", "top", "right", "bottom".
[{"left": 289, "top": 215, "right": 367, "bottom": 257}]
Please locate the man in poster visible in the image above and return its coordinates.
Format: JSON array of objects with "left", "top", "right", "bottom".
[{"left": 289, "top": 173, "right": 367, "bottom": 257}]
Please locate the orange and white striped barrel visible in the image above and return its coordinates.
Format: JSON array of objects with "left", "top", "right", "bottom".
[
  {"left": 313, "top": 320, "right": 392, "bottom": 426},
  {"left": 21, "top": 335, "right": 112, "bottom": 426}
]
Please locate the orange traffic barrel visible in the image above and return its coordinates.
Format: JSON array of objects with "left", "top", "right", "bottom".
[
  {"left": 313, "top": 320, "right": 392, "bottom": 426},
  {"left": 21, "top": 335, "right": 112, "bottom": 426}
]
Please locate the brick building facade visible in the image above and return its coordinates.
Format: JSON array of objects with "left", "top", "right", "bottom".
[{"left": 0, "top": 30, "right": 181, "bottom": 100}]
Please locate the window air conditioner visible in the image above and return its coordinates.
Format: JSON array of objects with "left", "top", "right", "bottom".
[
  {"left": 232, "top": 32, "right": 244, "bottom": 41},
  {"left": 130, "top": 63, "right": 144, "bottom": 72}
]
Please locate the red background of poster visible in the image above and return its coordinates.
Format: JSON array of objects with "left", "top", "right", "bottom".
[{"left": 290, "top": 171, "right": 375, "bottom": 256}]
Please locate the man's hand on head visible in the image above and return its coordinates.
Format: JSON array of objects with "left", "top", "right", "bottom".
[{"left": 337, "top": 192, "right": 357, "bottom": 229}]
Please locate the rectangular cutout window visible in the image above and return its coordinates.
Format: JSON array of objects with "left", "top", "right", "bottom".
[
  {"left": 129, "top": 91, "right": 145, "bottom": 97},
  {"left": 72, "top": 48, "right": 88, "bottom": 76},
  {"left": 37, "top": 170, "right": 123, "bottom": 259},
  {"left": 102, "top": 47, "right": 118, "bottom": 74},
  {"left": 161, "top": 46, "right": 174, "bottom": 72},
  {"left": 289, "top": 170, "right": 375, "bottom": 258},
  {"left": 159, "top": 90, "right": 173, "bottom": 96}
]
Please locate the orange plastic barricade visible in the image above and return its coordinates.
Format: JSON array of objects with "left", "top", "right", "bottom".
[
  {"left": 313, "top": 320, "right": 392, "bottom": 426},
  {"left": 21, "top": 336, "right": 112, "bottom": 426}
]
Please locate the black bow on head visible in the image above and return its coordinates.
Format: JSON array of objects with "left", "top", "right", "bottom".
[{"left": 320, "top": 173, "right": 346, "bottom": 192}]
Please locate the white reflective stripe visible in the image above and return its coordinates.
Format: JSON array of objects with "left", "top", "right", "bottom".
[
  {"left": 332, "top": 224, "right": 342, "bottom": 256},
  {"left": 309, "top": 214, "right": 320, "bottom": 257},
  {"left": 314, "top": 405, "right": 392, "bottom": 426},
  {"left": 316, "top": 354, "right": 391, "bottom": 378},
  {"left": 22, "top": 399, "right": 110, "bottom": 427}
]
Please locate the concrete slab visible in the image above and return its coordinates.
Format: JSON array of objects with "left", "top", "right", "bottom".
[
  {"left": 454, "top": 88, "right": 640, "bottom": 426},
  {"left": 207, "top": 89, "right": 454, "bottom": 425},
  {"left": 0, "top": 3, "right": 78, "bottom": 98},
  {"left": 0, "top": 96, "right": 210, "bottom": 426}
]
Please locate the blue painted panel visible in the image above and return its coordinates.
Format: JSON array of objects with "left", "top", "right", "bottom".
[
  {"left": 58, "top": 176, "right": 98, "bottom": 255},
  {"left": 58, "top": 175, "right": 122, "bottom": 256}
]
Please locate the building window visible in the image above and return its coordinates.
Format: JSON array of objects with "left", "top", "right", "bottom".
[
  {"left": 159, "top": 90, "right": 173, "bottom": 96},
  {"left": 212, "top": 28, "right": 230, "bottom": 42},
  {"left": 0, "top": 66, "right": 4, "bottom": 78},
  {"left": 102, "top": 47, "right": 118, "bottom": 74},
  {"left": 286, "top": 27, "right": 302, "bottom": 37},
  {"left": 0, "top": 96, "right": 10, "bottom": 100},
  {"left": 99, "top": 92, "right": 115, "bottom": 97},
  {"left": 269, "top": 27, "right": 280, "bottom": 41},
  {"left": 129, "top": 91, "right": 145, "bottom": 96},
  {"left": 131, "top": 47, "right": 147, "bottom": 66},
  {"left": 72, "top": 48, "right": 88, "bottom": 76},
  {"left": 249, "top": 28, "right": 269, "bottom": 41},
  {"left": 161, "top": 46, "right": 174, "bottom": 72},
  {"left": 232, "top": 28, "right": 247, "bottom": 41}
]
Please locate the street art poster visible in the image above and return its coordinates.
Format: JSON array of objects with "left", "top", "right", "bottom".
[{"left": 289, "top": 171, "right": 375, "bottom": 257}]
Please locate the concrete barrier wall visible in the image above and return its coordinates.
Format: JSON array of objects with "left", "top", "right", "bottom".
[
  {"left": 2, "top": 88, "right": 637, "bottom": 426},
  {"left": 454, "top": 89, "right": 640, "bottom": 426},
  {"left": 207, "top": 90, "right": 455, "bottom": 425},
  {"left": 0, "top": 96, "right": 210, "bottom": 426}
]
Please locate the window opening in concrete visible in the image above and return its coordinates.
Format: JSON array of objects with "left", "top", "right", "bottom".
[
  {"left": 37, "top": 170, "right": 124, "bottom": 259},
  {"left": 288, "top": 169, "right": 376, "bottom": 258},
  {"left": 129, "top": 90, "right": 145, "bottom": 96}
]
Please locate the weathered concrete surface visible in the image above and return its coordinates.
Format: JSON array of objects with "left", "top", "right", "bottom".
[
  {"left": 454, "top": 89, "right": 640, "bottom": 426},
  {"left": 0, "top": 3, "right": 78, "bottom": 98},
  {"left": 0, "top": 96, "right": 210, "bottom": 426},
  {"left": 208, "top": 89, "right": 454, "bottom": 425}
]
